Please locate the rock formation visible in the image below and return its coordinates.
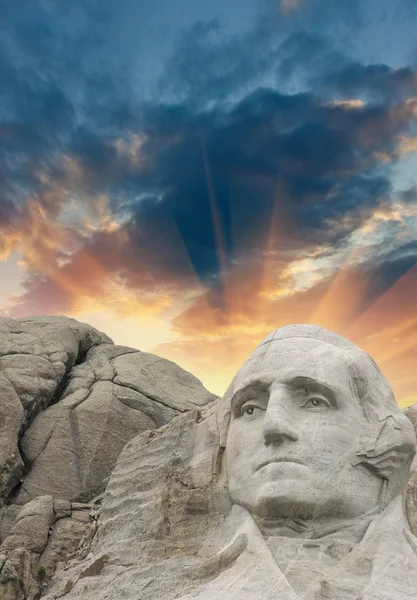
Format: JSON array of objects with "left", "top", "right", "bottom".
[
  {"left": 1, "top": 319, "right": 417, "bottom": 599},
  {"left": 0, "top": 315, "right": 217, "bottom": 599}
]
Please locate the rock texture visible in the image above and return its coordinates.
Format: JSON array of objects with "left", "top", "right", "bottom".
[
  {"left": 2, "top": 318, "right": 417, "bottom": 599},
  {"left": 405, "top": 403, "right": 417, "bottom": 534},
  {"left": 0, "top": 315, "right": 217, "bottom": 598},
  {"left": 42, "top": 325, "right": 417, "bottom": 600}
]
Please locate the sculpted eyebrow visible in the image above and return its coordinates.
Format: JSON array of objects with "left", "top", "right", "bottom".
[
  {"left": 230, "top": 375, "right": 339, "bottom": 413},
  {"left": 230, "top": 380, "right": 270, "bottom": 410},
  {"left": 285, "top": 376, "right": 338, "bottom": 404}
]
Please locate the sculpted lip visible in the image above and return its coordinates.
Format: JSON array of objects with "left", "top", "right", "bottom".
[{"left": 257, "top": 458, "right": 304, "bottom": 470}]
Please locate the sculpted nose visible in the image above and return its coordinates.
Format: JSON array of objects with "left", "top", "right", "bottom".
[{"left": 263, "top": 392, "right": 299, "bottom": 445}]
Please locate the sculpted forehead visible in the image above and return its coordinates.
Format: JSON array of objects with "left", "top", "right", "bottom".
[{"left": 231, "top": 337, "right": 354, "bottom": 393}]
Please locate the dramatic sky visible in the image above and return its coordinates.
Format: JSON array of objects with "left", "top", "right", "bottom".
[{"left": 1, "top": 0, "right": 417, "bottom": 406}]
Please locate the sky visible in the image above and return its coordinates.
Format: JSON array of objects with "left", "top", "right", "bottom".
[{"left": 1, "top": 0, "right": 417, "bottom": 407}]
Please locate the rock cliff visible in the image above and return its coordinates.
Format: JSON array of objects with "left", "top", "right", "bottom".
[
  {"left": 0, "top": 316, "right": 217, "bottom": 599},
  {"left": 1, "top": 316, "right": 417, "bottom": 599}
]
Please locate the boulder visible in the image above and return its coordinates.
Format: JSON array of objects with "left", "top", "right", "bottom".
[
  {"left": 0, "top": 315, "right": 217, "bottom": 599},
  {"left": 5, "top": 317, "right": 417, "bottom": 600},
  {"left": 0, "top": 316, "right": 216, "bottom": 506},
  {"left": 1, "top": 496, "right": 54, "bottom": 554}
]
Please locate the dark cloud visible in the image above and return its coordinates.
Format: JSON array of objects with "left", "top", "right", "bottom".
[
  {"left": 125, "top": 89, "right": 406, "bottom": 275},
  {"left": 321, "top": 63, "right": 417, "bottom": 103},
  {"left": 1, "top": 0, "right": 417, "bottom": 318},
  {"left": 157, "top": 16, "right": 282, "bottom": 106},
  {"left": 399, "top": 186, "right": 417, "bottom": 204},
  {"left": 275, "top": 31, "right": 349, "bottom": 90},
  {"left": 5, "top": 81, "right": 416, "bottom": 306},
  {"left": 0, "top": 195, "right": 18, "bottom": 230},
  {"left": 268, "top": 29, "right": 417, "bottom": 103}
]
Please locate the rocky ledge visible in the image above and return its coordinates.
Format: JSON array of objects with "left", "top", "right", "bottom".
[
  {"left": 0, "top": 316, "right": 217, "bottom": 599},
  {"left": 1, "top": 317, "right": 417, "bottom": 600}
]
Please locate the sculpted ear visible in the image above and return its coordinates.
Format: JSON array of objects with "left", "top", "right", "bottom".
[{"left": 352, "top": 415, "right": 416, "bottom": 480}]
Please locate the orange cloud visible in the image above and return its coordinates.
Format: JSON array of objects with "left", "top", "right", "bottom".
[
  {"left": 151, "top": 199, "right": 417, "bottom": 407},
  {"left": 2, "top": 150, "right": 417, "bottom": 410},
  {"left": 328, "top": 100, "right": 366, "bottom": 109},
  {"left": 111, "top": 133, "right": 148, "bottom": 169},
  {"left": 152, "top": 262, "right": 417, "bottom": 408},
  {"left": 4, "top": 197, "right": 417, "bottom": 409},
  {"left": 397, "top": 136, "right": 417, "bottom": 155}
]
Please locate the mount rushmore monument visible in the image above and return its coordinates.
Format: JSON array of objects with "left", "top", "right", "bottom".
[{"left": 0, "top": 316, "right": 417, "bottom": 599}]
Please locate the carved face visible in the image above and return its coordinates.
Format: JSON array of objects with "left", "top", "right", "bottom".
[{"left": 225, "top": 337, "right": 383, "bottom": 520}]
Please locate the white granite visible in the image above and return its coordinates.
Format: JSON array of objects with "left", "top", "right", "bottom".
[{"left": 44, "top": 325, "right": 417, "bottom": 600}]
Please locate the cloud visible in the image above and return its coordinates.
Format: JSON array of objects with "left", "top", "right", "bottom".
[
  {"left": 151, "top": 238, "right": 417, "bottom": 402},
  {"left": 321, "top": 64, "right": 417, "bottom": 103},
  {"left": 3, "top": 80, "right": 417, "bottom": 320},
  {"left": 157, "top": 16, "right": 283, "bottom": 107},
  {"left": 1, "top": 2, "right": 417, "bottom": 405},
  {"left": 279, "top": 0, "right": 306, "bottom": 14},
  {"left": 397, "top": 136, "right": 417, "bottom": 155}
]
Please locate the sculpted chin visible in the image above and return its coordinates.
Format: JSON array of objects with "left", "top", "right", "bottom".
[{"left": 178, "top": 325, "right": 417, "bottom": 600}]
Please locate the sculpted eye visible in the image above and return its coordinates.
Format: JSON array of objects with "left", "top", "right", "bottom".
[
  {"left": 240, "top": 403, "right": 263, "bottom": 417},
  {"left": 303, "top": 397, "right": 331, "bottom": 409}
]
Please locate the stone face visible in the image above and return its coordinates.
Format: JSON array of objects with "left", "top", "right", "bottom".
[
  {"left": 3, "top": 318, "right": 417, "bottom": 599},
  {"left": 43, "top": 325, "right": 417, "bottom": 600},
  {"left": 226, "top": 335, "right": 398, "bottom": 522}
]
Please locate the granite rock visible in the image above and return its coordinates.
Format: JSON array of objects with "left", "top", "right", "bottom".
[
  {"left": 3, "top": 319, "right": 417, "bottom": 599},
  {"left": 43, "top": 325, "right": 417, "bottom": 600},
  {"left": 0, "top": 315, "right": 217, "bottom": 598}
]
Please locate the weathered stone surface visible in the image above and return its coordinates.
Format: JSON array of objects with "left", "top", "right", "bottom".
[
  {"left": 0, "top": 316, "right": 113, "bottom": 504},
  {"left": 3, "top": 318, "right": 417, "bottom": 599},
  {"left": 0, "top": 374, "right": 25, "bottom": 503},
  {"left": 404, "top": 403, "right": 417, "bottom": 533},
  {"left": 43, "top": 325, "right": 417, "bottom": 600},
  {"left": 0, "top": 555, "right": 23, "bottom": 600},
  {"left": 0, "top": 506, "right": 21, "bottom": 544},
  {"left": 0, "top": 316, "right": 216, "bottom": 506},
  {"left": 0, "top": 316, "right": 113, "bottom": 426},
  {"left": 53, "top": 500, "right": 71, "bottom": 521},
  {"left": 0, "top": 315, "right": 217, "bottom": 599},
  {"left": 6, "top": 548, "right": 39, "bottom": 600},
  {"left": 17, "top": 343, "right": 214, "bottom": 504},
  {"left": 1, "top": 496, "right": 54, "bottom": 554},
  {"left": 38, "top": 518, "right": 87, "bottom": 579}
]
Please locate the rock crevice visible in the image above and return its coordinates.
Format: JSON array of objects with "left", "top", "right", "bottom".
[{"left": 0, "top": 316, "right": 217, "bottom": 599}]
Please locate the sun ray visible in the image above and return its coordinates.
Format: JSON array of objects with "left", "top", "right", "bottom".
[
  {"left": 308, "top": 245, "right": 369, "bottom": 332},
  {"left": 365, "top": 319, "right": 417, "bottom": 366},
  {"left": 345, "top": 263, "right": 417, "bottom": 343},
  {"left": 257, "top": 177, "right": 292, "bottom": 317},
  {"left": 199, "top": 128, "right": 230, "bottom": 317}
]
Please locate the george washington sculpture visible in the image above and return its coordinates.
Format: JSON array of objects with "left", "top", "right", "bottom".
[{"left": 46, "top": 325, "right": 417, "bottom": 600}]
